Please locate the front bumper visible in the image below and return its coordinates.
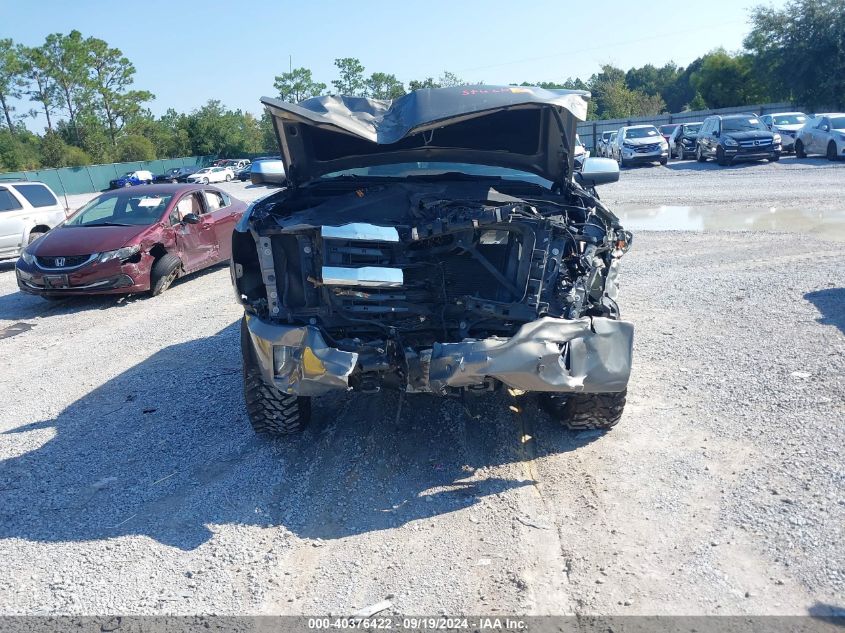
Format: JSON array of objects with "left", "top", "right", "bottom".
[
  {"left": 244, "top": 315, "right": 634, "bottom": 397},
  {"left": 622, "top": 148, "right": 668, "bottom": 163},
  {"left": 16, "top": 257, "right": 151, "bottom": 296}
]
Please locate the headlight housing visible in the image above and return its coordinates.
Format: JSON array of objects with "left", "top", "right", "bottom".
[
  {"left": 21, "top": 249, "right": 35, "bottom": 265},
  {"left": 98, "top": 244, "right": 140, "bottom": 264},
  {"left": 773, "top": 133, "right": 782, "bottom": 143},
  {"left": 723, "top": 136, "right": 738, "bottom": 147}
]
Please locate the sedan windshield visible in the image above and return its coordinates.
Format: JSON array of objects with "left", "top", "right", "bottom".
[
  {"left": 194, "top": 168, "right": 211, "bottom": 174},
  {"left": 722, "top": 117, "right": 767, "bottom": 133},
  {"left": 66, "top": 192, "right": 173, "bottom": 227},
  {"left": 625, "top": 127, "right": 660, "bottom": 139},
  {"left": 323, "top": 162, "right": 550, "bottom": 187},
  {"left": 772, "top": 114, "right": 806, "bottom": 125}
]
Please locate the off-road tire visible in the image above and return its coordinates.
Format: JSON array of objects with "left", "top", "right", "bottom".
[
  {"left": 827, "top": 141, "right": 838, "bottom": 161},
  {"left": 540, "top": 390, "right": 627, "bottom": 431},
  {"left": 149, "top": 253, "right": 181, "bottom": 296},
  {"left": 795, "top": 139, "right": 806, "bottom": 158},
  {"left": 241, "top": 317, "right": 311, "bottom": 436},
  {"left": 696, "top": 145, "right": 706, "bottom": 162}
]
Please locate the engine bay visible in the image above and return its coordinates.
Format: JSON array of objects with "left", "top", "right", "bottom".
[{"left": 233, "top": 178, "right": 631, "bottom": 352}]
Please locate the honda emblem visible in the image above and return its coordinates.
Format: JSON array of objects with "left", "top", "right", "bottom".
[{"left": 55, "top": 257, "right": 65, "bottom": 267}]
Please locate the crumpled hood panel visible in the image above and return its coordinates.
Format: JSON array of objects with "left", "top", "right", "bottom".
[{"left": 261, "top": 85, "right": 591, "bottom": 186}]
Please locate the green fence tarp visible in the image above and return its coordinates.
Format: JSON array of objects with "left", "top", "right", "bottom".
[{"left": 0, "top": 155, "right": 215, "bottom": 196}]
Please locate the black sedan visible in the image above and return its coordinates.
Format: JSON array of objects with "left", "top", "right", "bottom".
[{"left": 154, "top": 166, "right": 199, "bottom": 183}]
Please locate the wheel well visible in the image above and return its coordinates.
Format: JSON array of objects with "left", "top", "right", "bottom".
[
  {"left": 148, "top": 243, "right": 168, "bottom": 260},
  {"left": 30, "top": 225, "right": 50, "bottom": 235}
]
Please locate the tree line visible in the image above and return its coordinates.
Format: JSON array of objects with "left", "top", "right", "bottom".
[{"left": 1, "top": 0, "right": 841, "bottom": 173}]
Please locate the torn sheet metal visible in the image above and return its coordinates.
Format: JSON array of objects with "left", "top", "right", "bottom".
[
  {"left": 246, "top": 317, "right": 358, "bottom": 396},
  {"left": 247, "top": 314, "right": 632, "bottom": 396},
  {"left": 427, "top": 317, "right": 633, "bottom": 394}
]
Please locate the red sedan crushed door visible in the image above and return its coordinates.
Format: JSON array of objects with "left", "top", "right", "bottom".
[
  {"left": 172, "top": 191, "right": 219, "bottom": 272},
  {"left": 202, "top": 189, "right": 240, "bottom": 261}
]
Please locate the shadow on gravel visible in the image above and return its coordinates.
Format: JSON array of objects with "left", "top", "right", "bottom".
[
  {"left": 0, "top": 263, "right": 228, "bottom": 322},
  {"left": 664, "top": 160, "right": 773, "bottom": 172},
  {"left": 804, "top": 288, "right": 845, "bottom": 335},
  {"left": 0, "top": 322, "right": 600, "bottom": 550}
]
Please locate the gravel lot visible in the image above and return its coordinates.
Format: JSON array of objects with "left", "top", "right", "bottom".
[{"left": 0, "top": 159, "right": 843, "bottom": 616}]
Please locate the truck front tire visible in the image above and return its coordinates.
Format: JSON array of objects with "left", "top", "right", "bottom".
[
  {"left": 241, "top": 317, "right": 311, "bottom": 436},
  {"left": 539, "top": 390, "right": 627, "bottom": 431}
]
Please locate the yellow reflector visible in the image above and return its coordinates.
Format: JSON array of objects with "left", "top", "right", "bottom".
[{"left": 301, "top": 347, "right": 325, "bottom": 376}]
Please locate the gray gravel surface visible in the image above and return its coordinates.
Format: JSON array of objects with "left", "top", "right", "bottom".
[{"left": 0, "top": 167, "right": 842, "bottom": 616}]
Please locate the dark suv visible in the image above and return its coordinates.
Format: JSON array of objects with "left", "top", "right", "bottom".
[
  {"left": 695, "top": 114, "right": 781, "bottom": 166},
  {"left": 231, "top": 86, "right": 634, "bottom": 437}
]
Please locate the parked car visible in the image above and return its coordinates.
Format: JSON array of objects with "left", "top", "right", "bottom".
[
  {"left": 612, "top": 124, "right": 668, "bottom": 167},
  {"left": 154, "top": 166, "right": 199, "bottom": 183},
  {"left": 250, "top": 156, "right": 286, "bottom": 185},
  {"left": 597, "top": 131, "right": 614, "bottom": 157},
  {"left": 669, "top": 122, "right": 703, "bottom": 159},
  {"left": 109, "top": 170, "right": 154, "bottom": 189},
  {"left": 187, "top": 166, "right": 234, "bottom": 184},
  {"left": 574, "top": 134, "right": 590, "bottom": 169},
  {"left": 760, "top": 112, "right": 807, "bottom": 152},
  {"left": 218, "top": 159, "right": 251, "bottom": 172},
  {"left": 795, "top": 113, "right": 845, "bottom": 160},
  {"left": 235, "top": 164, "right": 252, "bottom": 181},
  {"left": 607, "top": 131, "right": 617, "bottom": 158},
  {"left": 695, "top": 114, "right": 781, "bottom": 166},
  {"left": 658, "top": 124, "right": 680, "bottom": 148},
  {"left": 0, "top": 181, "right": 69, "bottom": 261},
  {"left": 16, "top": 184, "right": 246, "bottom": 298},
  {"left": 232, "top": 87, "right": 632, "bottom": 436}
]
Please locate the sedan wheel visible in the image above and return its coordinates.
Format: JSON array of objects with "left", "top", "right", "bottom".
[
  {"left": 202, "top": 178, "right": 209, "bottom": 185},
  {"left": 795, "top": 139, "right": 807, "bottom": 158},
  {"left": 226, "top": 174, "right": 232, "bottom": 182},
  {"left": 827, "top": 141, "right": 838, "bottom": 161}
]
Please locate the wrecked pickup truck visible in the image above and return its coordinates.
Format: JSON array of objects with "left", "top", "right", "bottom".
[{"left": 231, "top": 86, "right": 633, "bottom": 435}]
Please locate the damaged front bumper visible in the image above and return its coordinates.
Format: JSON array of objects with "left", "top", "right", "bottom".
[{"left": 244, "top": 315, "right": 633, "bottom": 397}]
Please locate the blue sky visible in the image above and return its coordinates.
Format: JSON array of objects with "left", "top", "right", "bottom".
[{"left": 4, "top": 0, "right": 786, "bottom": 131}]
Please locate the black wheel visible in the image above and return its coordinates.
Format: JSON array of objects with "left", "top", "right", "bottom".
[
  {"left": 27, "top": 231, "right": 46, "bottom": 245},
  {"left": 769, "top": 153, "right": 780, "bottom": 162},
  {"left": 540, "top": 390, "right": 627, "bottom": 431},
  {"left": 795, "top": 139, "right": 806, "bottom": 158},
  {"left": 659, "top": 157, "right": 668, "bottom": 166},
  {"left": 149, "top": 253, "right": 181, "bottom": 296},
  {"left": 716, "top": 146, "right": 731, "bottom": 166},
  {"left": 696, "top": 145, "right": 706, "bottom": 162},
  {"left": 241, "top": 317, "right": 311, "bottom": 436},
  {"left": 827, "top": 141, "right": 838, "bottom": 161}
]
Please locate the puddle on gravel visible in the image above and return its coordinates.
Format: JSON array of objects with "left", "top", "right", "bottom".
[{"left": 617, "top": 206, "right": 845, "bottom": 242}]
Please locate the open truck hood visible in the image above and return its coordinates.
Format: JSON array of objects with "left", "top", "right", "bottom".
[{"left": 261, "top": 85, "right": 590, "bottom": 187}]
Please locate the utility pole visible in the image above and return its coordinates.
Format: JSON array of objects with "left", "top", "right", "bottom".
[{"left": 289, "top": 55, "right": 292, "bottom": 73}]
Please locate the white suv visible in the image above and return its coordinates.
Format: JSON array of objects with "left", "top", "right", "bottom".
[{"left": 0, "top": 181, "right": 68, "bottom": 260}]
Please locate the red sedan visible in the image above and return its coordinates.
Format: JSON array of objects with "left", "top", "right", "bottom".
[{"left": 16, "top": 184, "right": 246, "bottom": 298}]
